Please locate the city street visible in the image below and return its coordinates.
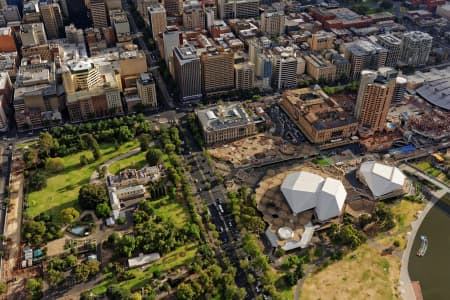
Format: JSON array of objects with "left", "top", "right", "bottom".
[
  {"left": 122, "top": 0, "right": 176, "bottom": 110},
  {"left": 179, "top": 124, "right": 254, "bottom": 298}
]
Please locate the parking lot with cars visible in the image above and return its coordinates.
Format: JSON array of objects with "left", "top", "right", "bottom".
[{"left": 267, "top": 104, "right": 307, "bottom": 145}]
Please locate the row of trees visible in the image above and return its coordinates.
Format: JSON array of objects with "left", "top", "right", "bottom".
[
  {"left": 228, "top": 187, "right": 266, "bottom": 234},
  {"left": 176, "top": 264, "right": 246, "bottom": 300},
  {"left": 239, "top": 234, "right": 283, "bottom": 299},
  {"left": 39, "top": 115, "right": 151, "bottom": 157}
]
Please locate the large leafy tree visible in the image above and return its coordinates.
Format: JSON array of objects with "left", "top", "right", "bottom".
[
  {"left": 39, "top": 132, "right": 54, "bottom": 157},
  {"left": 23, "top": 220, "right": 46, "bottom": 245},
  {"left": 78, "top": 184, "right": 108, "bottom": 209},
  {"left": 146, "top": 148, "right": 163, "bottom": 166},
  {"left": 60, "top": 207, "right": 80, "bottom": 224}
]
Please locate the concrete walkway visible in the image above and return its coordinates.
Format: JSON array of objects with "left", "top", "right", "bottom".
[
  {"left": 397, "top": 164, "right": 448, "bottom": 300},
  {"left": 89, "top": 147, "right": 142, "bottom": 183}
]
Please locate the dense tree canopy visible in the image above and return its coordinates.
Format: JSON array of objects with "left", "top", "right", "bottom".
[
  {"left": 146, "top": 148, "right": 163, "bottom": 166},
  {"left": 78, "top": 184, "right": 108, "bottom": 209},
  {"left": 61, "top": 207, "right": 79, "bottom": 224}
]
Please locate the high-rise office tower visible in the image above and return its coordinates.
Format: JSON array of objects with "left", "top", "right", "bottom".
[
  {"left": 271, "top": 53, "right": 297, "bottom": 90},
  {"left": 173, "top": 46, "right": 202, "bottom": 101},
  {"left": 147, "top": 5, "right": 167, "bottom": 39},
  {"left": 164, "top": 0, "right": 183, "bottom": 17},
  {"left": 162, "top": 26, "right": 181, "bottom": 66},
  {"left": 39, "top": 2, "right": 64, "bottom": 39},
  {"left": 400, "top": 31, "right": 432, "bottom": 67},
  {"left": 90, "top": 0, "right": 108, "bottom": 28},
  {"left": 260, "top": 10, "right": 285, "bottom": 37},
  {"left": 377, "top": 34, "right": 403, "bottom": 67},
  {"left": 200, "top": 48, "right": 234, "bottom": 96},
  {"left": 137, "top": 73, "right": 157, "bottom": 108},
  {"left": 355, "top": 69, "right": 395, "bottom": 132},
  {"left": 67, "top": 0, "right": 89, "bottom": 28}
]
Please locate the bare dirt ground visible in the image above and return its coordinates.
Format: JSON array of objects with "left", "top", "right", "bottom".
[
  {"left": 3, "top": 155, "right": 26, "bottom": 298},
  {"left": 208, "top": 133, "right": 317, "bottom": 168}
]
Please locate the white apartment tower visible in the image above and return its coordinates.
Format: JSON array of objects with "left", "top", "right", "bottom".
[
  {"left": 377, "top": 34, "right": 403, "bottom": 67},
  {"left": 400, "top": 31, "right": 432, "bottom": 67}
]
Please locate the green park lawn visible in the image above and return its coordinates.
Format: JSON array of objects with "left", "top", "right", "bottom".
[
  {"left": 91, "top": 242, "right": 198, "bottom": 295},
  {"left": 413, "top": 160, "right": 449, "bottom": 183},
  {"left": 108, "top": 151, "right": 147, "bottom": 174},
  {"left": 313, "top": 157, "right": 334, "bottom": 166},
  {"left": 151, "top": 197, "right": 189, "bottom": 227},
  {"left": 15, "top": 140, "right": 37, "bottom": 150},
  {"left": 26, "top": 140, "right": 139, "bottom": 224}
]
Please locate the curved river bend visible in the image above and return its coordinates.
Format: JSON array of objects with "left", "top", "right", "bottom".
[{"left": 408, "top": 198, "right": 450, "bottom": 299}]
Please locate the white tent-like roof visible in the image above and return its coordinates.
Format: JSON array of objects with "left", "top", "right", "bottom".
[
  {"left": 359, "top": 161, "right": 406, "bottom": 198},
  {"left": 280, "top": 171, "right": 346, "bottom": 221},
  {"left": 316, "top": 178, "right": 347, "bottom": 221},
  {"left": 281, "top": 171, "right": 324, "bottom": 215}
]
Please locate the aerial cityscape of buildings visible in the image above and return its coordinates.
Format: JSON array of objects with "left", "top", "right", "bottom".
[{"left": 0, "top": 0, "right": 449, "bottom": 299}]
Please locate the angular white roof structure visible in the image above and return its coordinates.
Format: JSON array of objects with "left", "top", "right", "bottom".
[
  {"left": 280, "top": 171, "right": 346, "bottom": 221},
  {"left": 281, "top": 171, "right": 324, "bottom": 215},
  {"left": 317, "top": 178, "right": 347, "bottom": 221},
  {"left": 359, "top": 161, "right": 406, "bottom": 198}
]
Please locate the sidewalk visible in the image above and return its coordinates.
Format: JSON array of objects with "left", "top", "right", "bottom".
[{"left": 398, "top": 164, "right": 448, "bottom": 300}]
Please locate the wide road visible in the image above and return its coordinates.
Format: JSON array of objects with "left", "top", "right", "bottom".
[{"left": 122, "top": 0, "right": 176, "bottom": 110}]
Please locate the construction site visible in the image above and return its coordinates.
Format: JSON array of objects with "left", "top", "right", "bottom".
[{"left": 208, "top": 133, "right": 318, "bottom": 169}]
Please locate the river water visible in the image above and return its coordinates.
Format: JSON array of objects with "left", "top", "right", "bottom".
[{"left": 408, "top": 198, "right": 450, "bottom": 299}]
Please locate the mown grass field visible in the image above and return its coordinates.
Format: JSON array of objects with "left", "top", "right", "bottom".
[
  {"left": 108, "top": 151, "right": 147, "bottom": 175},
  {"left": 26, "top": 140, "right": 140, "bottom": 223},
  {"left": 301, "top": 244, "right": 400, "bottom": 300}
]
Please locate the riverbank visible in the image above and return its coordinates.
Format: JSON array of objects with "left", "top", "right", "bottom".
[{"left": 398, "top": 164, "right": 448, "bottom": 300}]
